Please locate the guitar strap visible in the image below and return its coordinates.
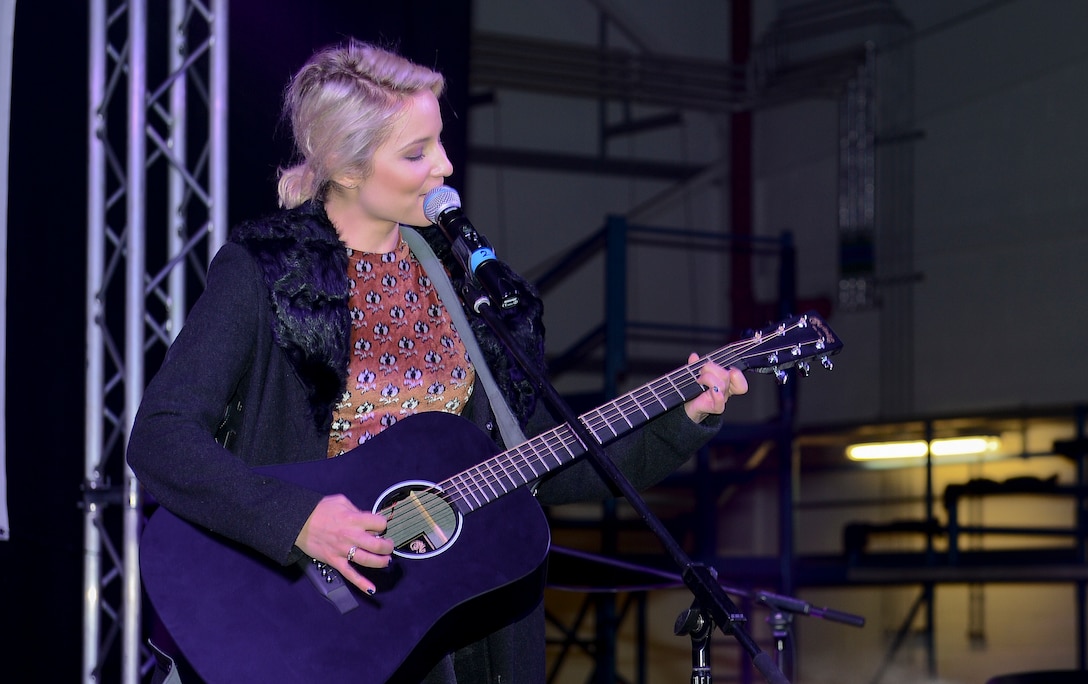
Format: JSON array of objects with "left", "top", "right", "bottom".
[
  {"left": 401, "top": 226, "right": 528, "bottom": 451},
  {"left": 149, "top": 639, "right": 185, "bottom": 684}
]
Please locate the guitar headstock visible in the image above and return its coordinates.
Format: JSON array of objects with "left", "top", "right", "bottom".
[{"left": 729, "top": 312, "right": 843, "bottom": 383}]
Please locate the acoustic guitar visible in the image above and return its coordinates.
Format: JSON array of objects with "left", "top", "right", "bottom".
[{"left": 139, "top": 311, "right": 842, "bottom": 682}]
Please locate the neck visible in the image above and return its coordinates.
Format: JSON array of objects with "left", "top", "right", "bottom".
[{"left": 323, "top": 196, "right": 400, "bottom": 253}]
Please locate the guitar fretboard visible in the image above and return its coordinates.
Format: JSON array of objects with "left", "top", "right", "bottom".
[{"left": 436, "top": 315, "right": 831, "bottom": 514}]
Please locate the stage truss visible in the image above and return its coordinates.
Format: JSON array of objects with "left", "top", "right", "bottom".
[{"left": 83, "top": 0, "right": 227, "bottom": 681}]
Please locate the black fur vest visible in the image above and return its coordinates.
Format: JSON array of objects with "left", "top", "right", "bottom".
[{"left": 230, "top": 200, "right": 546, "bottom": 431}]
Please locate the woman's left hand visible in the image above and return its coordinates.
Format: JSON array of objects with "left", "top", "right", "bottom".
[{"left": 683, "top": 353, "right": 748, "bottom": 424}]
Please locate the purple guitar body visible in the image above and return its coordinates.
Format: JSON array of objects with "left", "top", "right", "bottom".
[{"left": 141, "top": 412, "right": 550, "bottom": 682}]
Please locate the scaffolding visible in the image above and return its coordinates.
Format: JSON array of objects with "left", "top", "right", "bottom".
[{"left": 83, "top": 1, "right": 228, "bottom": 681}]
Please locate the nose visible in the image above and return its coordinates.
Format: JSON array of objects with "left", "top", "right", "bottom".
[{"left": 434, "top": 145, "right": 453, "bottom": 178}]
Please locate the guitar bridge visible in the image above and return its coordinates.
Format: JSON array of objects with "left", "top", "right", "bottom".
[{"left": 302, "top": 559, "right": 359, "bottom": 614}]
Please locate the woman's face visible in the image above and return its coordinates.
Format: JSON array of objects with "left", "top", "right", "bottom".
[{"left": 354, "top": 90, "right": 453, "bottom": 228}]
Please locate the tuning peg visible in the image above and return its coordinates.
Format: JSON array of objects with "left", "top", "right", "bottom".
[
  {"left": 820, "top": 355, "right": 834, "bottom": 371},
  {"left": 797, "top": 361, "right": 811, "bottom": 377},
  {"left": 774, "top": 369, "right": 790, "bottom": 385}
]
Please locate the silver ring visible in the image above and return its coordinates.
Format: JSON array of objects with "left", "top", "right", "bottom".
[
  {"left": 347, "top": 545, "right": 358, "bottom": 563},
  {"left": 712, "top": 386, "right": 720, "bottom": 393}
]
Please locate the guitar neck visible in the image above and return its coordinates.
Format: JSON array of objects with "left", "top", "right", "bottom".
[
  {"left": 437, "top": 312, "right": 841, "bottom": 514},
  {"left": 438, "top": 339, "right": 756, "bottom": 514}
]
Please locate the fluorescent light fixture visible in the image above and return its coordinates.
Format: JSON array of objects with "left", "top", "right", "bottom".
[
  {"left": 929, "top": 436, "right": 1000, "bottom": 457},
  {"left": 846, "top": 440, "right": 928, "bottom": 460},
  {"left": 846, "top": 436, "right": 1001, "bottom": 461}
]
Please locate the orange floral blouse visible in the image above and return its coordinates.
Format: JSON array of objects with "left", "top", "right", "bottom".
[{"left": 327, "top": 237, "right": 476, "bottom": 457}]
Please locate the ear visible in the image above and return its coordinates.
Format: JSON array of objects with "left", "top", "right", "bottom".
[{"left": 331, "top": 174, "right": 360, "bottom": 191}]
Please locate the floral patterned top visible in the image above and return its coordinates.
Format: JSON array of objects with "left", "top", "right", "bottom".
[{"left": 327, "top": 236, "right": 475, "bottom": 457}]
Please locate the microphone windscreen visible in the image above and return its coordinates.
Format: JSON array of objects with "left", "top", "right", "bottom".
[{"left": 423, "top": 185, "right": 461, "bottom": 223}]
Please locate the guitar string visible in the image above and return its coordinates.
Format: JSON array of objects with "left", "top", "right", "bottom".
[
  {"left": 380, "top": 319, "right": 821, "bottom": 539},
  {"left": 379, "top": 342, "right": 742, "bottom": 534},
  {"left": 381, "top": 323, "right": 815, "bottom": 539},
  {"left": 381, "top": 318, "right": 824, "bottom": 539}
]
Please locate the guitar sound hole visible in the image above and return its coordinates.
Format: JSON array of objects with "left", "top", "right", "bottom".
[{"left": 375, "top": 481, "right": 463, "bottom": 559}]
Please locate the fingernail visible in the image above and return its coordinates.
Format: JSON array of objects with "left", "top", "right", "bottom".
[{"left": 366, "top": 588, "right": 376, "bottom": 596}]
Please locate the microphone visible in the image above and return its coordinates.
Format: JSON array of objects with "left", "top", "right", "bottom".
[{"left": 423, "top": 185, "right": 521, "bottom": 311}]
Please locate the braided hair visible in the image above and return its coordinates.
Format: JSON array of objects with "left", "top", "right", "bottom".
[{"left": 277, "top": 40, "right": 445, "bottom": 208}]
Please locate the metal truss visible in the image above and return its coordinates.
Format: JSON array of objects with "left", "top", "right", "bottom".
[{"left": 84, "top": 0, "right": 228, "bottom": 681}]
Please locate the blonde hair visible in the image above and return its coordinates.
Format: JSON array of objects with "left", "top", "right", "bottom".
[{"left": 276, "top": 39, "right": 446, "bottom": 208}]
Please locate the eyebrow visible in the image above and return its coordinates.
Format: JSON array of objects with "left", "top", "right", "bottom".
[
  {"left": 395, "top": 125, "right": 443, "bottom": 151},
  {"left": 401, "top": 133, "right": 441, "bottom": 151}
]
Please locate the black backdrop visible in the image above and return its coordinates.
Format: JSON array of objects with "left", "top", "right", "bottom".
[{"left": 0, "top": 1, "right": 469, "bottom": 678}]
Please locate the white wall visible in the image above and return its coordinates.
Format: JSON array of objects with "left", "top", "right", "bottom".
[
  {"left": 468, "top": 1, "right": 1088, "bottom": 682},
  {"left": 910, "top": 0, "right": 1088, "bottom": 414},
  {"left": 468, "top": 0, "right": 1088, "bottom": 426}
]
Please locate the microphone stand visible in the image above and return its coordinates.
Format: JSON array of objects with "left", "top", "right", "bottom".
[
  {"left": 755, "top": 589, "right": 867, "bottom": 681},
  {"left": 675, "top": 595, "right": 718, "bottom": 684},
  {"left": 463, "top": 282, "right": 791, "bottom": 684}
]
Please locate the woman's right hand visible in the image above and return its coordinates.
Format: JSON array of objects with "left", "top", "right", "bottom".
[{"left": 294, "top": 493, "right": 395, "bottom": 595}]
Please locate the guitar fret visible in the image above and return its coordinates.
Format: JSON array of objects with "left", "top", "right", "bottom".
[
  {"left": 515, "top": 459, "right": 540, "bottom": 483},
  {"left": 491, "top": 462, "right": 510, "bottom": 495},
  {"left": 500, "top": 454, "right": 523, "bottom": 491},
  {"left": 654, "top": 378, "right": 681, "bottom": 404},
  {"left": 589, "top": 399, "right": 630, "bottom": 439},
  {"left": 502, "top": 449, "right": 531, "bottom": 486},
  {"left": 479, "top": 462, "right": 504, "bottom": 500},
  {"left": 635, "top": 383, "right": 668, "bottom": 414},
  {"left": 526, "top": 439, "right": 549, "bottom": 476},
  {"left": 513, "top": 445, "right": 539, "bottom": 482},
  {"left": 516, "top": 439, "right": 545, "bottom": 481},
  {"left": 452, "top": 474, "right": 476, "bottom": 511},
  {"left": 460, "top": 473, "right": 485, "bottom": 510},
  {"left": 664, "top": 372, "right": 692, "bottom": 403},
  {"left": 490, "top": 456, "right": 515, "bottom": 492},
  {"left": 496, "top": 464, "right": 513, "bottom": 493},
  {"left": 518, "top": 440, "right": 542, "bottom": 476},
  {"left": 557, "top": 429, "right": 582, "bottom": 463},
  {"left": 630, "top": 390, "right": 653, "bottom": 419},
  {"left": 536, "top": 431, "right": 567, "bottom": 468},
  {"left": 567, "top": 429, "right": 583, "bottom": 452},
  {"left": 614, "top": 397, "right": 637, "bottom": 429},
  {"left": 580, "top": 410, "right": 605, "bottom": 443},
  {"left": 597, "top": 410, "right": 620, "bottom": 439}
]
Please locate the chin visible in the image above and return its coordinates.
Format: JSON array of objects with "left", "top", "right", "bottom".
[{"left": 401, "top": 210, "right": 431, "bottom": 228}]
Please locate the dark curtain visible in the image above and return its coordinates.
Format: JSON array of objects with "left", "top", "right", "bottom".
[{"left": 0, "top": 1, "right": 470, "bottom": 679}]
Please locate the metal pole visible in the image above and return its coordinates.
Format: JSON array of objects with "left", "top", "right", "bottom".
[
  {"left": 169, "top": 0, "right": 188, "bottom": 334},
  {"left": 209, "top": 0, "right": 229, "bottom": 255},
  {"left": 83, "top": 1, "right": 106, "bottom": 681},
  {"left": 84, "top": 2, "right": 230, "bottom": 680},
  {"left": 0, "top": 0, "right": 14, "bottom": 546},
  {"left": 123, "top": 1, "right": 148, "bottom": 681}
]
